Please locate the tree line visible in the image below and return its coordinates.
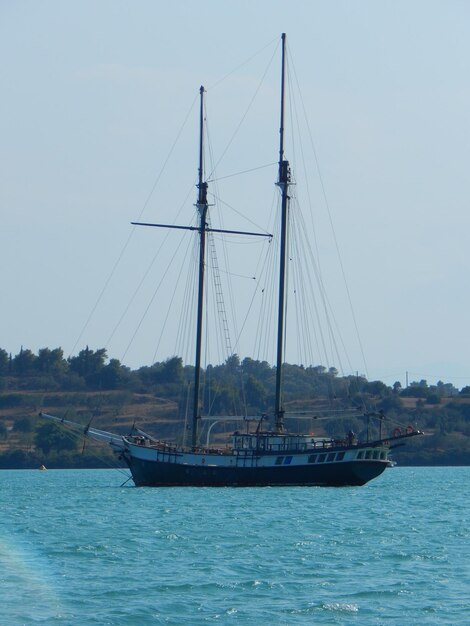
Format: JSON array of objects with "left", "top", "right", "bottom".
[{"left": 1, "top": 345, "right": 470, "bottom": 467}]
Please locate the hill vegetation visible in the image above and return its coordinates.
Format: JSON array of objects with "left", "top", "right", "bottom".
[{"left": 1, "top": 346, "right": 469, "bottom": 468}]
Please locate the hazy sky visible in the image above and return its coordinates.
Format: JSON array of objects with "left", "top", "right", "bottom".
[{"left": 2, "top": 0, "right": 470, "bottom": 388}]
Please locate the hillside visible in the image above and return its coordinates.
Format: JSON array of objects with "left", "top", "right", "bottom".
[{"left": 1, "top": 346, "right": 470, "bottom": 468}]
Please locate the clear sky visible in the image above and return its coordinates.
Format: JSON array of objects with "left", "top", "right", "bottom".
[{"left": 1, "top": 0, "right": 470, "bottom": 388}]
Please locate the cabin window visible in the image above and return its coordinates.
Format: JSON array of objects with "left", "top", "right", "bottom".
[
  {"left": 308, "top": 454, "right": 317, "bottom": 464},
  {"left": 318, "top": 453, "right": 326, "bottom": 463},
  {"left": 357, "top": 451, "right": 364, "bottom": 459},
  {"left": 373, "top": 450, "right": 380, "bottom": 460},
  {"left": 327, "top": 453, "right": 336, "bottom": 462},
  {"left": 275, "top": 456, "right": 284, "bottom": 465},
  {"left": 336, "top": 451, "right": 345, "bottom": 461},
  {"left": 380, "top": 451, "right": 387, "bottom": 460},
  {"left": 284, "top": 456, "right": 293, "bottom": 465},
  {"left": 365, "top": 450, "right": 372, "bottom": 459}
]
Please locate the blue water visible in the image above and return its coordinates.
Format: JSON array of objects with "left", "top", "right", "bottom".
[{"left": 1, "top": 467, "right": 469, "bottom": 625}]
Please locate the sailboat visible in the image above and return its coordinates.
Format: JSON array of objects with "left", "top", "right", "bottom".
[{"left": 40, "top": 34, "right": 422, "bottom": 486}]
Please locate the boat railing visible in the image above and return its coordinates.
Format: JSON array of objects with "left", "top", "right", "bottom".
[
  {"left": 133, "top": 437, "right": 233, "bottom": 456},
  {"left": 229, "top": 438, "right": 338, "bottom": 455}
]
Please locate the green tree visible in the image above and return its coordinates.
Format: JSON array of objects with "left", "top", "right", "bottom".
[
  {"left": 138, "top": 357, "right": 183, "bottom": 389},
  {"left": 35, "top": 423, "right": 77, "bottom": 455},
  {"left": 161, "top": 356, "right": 184, "bottom": 384},
  {"left": 0, "top": 348, "right": 9, "bottom": 375},
  {"left": 346, "top": 375, "right": 368, "bottom": 396},
  {"left": 203, "top": 379, "right": 238, "bottom": 415},
  {"left": 402, "top": 380, "right": 428, "bottom": 398},
  {"left": 378, "top": 395, "right": 403, "bottom": 413},
  {"left": 36, "top": 347, "right": 67, "bottom": 375},
  {"left": 426, "top": 393, "right": 441, "bottom": 405},
  {"left": 436, "top": 380, "right": 458, "bottom": 397},
  {"left": 68, "top": 347, "right": 107, "bottom": 386},
  {"left": 244, "top": 375, "right": 268, "bottom": 411},
  {"left": 12, "top": 348, "right": 37, "bottom": 375},
  {"left": 365, "top": 380, "right": 390, "bottom": 397},
  {"left": 100, "top": 359, "right": 131, "bottom": 389},
  {"left": 225, "top": 354, "right": 241, "bottom": 370},
  {"left": 15, "top": 416, "right": 35, "bottom": 433}
]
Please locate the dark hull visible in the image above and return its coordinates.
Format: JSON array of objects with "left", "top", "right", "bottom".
[{"left": 125, "top": 456, "right": 387, "bottom": 487}]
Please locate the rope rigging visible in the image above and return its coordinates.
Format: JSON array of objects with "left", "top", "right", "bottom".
[
  {"left": 68, "top": 94, "right": 199, "bottom": 360},
  {"left": 66, "top": 33, "right": 371, "bottom": 430}
]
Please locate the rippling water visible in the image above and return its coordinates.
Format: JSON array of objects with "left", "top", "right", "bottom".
[{"left": 1, "top": 467, "right": 469, "bottom": 625}]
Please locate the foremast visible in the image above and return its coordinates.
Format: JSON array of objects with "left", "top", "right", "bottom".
[
  {"left": 131, "top": 82, "right": 272, "bottom": 449},
  {"left": 274, "top": 33, "right": 291, "bottom": 434}
]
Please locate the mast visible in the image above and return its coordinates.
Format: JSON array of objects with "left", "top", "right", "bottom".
[
  {"left": 131, "top": 87, "right": 272, "bottom": 448},
  {"left": 192, "top": 85, "right": 208, "bottom": 448},
  {"left": 274, "top": 33, "right": 290, "bottom": 434}
]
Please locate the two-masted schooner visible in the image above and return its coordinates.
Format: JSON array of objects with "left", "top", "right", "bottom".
[{"left": 41, "top": 34, "right": 421, "bottom": 486}]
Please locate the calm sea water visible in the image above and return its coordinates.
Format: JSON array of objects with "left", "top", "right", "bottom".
[{"left": 1, "top": 467, "right": 469, "bottom": 625}]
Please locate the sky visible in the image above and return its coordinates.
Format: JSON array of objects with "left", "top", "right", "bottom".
[{"left": 2, "top": 0, "right": 470, "bottom": 389}]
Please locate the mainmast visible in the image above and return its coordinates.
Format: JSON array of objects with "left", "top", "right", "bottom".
[
  {"left": 192, "top": 85, "right": 208, "bottom": 448},
  {"left": 274, "top": 33, "right": 291, "bottom": 434}
]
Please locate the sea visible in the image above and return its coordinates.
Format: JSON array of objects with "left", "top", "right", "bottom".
[{"left": 1, "top": 467, "right": 469, "bottom": 626}]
